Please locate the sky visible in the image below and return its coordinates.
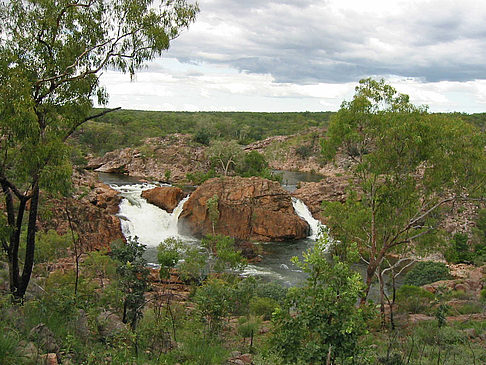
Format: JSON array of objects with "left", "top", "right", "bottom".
[{"left": 100, "top": 0, "right": 486, "bottom": 113}]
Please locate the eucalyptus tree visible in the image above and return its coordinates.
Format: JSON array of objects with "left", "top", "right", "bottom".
[
  {"left": 0, "top": 0, "right": 198, "bottom": 300},
  {"left": 322, "top": 79, "right": 486, "bottom": 306}
]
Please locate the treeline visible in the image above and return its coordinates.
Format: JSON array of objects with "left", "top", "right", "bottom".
[
  {"left": 72, "top": 110, "right": 332, "bottom": 154},
  {"left": 72, "top": 109, "right": 486, "bottom": 156}
]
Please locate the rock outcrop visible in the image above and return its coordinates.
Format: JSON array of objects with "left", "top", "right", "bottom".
[
  {"left": 141, "top": 186, "right": 186, "bottom": 213},
  {"left": 38, "top": 171, "right": 125, "bottom": 251},
  {"left": 292, "top": 175, "right": 350, "bottom": 222},
  {"left": 87, "top": 134, "right": 209, "bottom": 182},
  {"left": 178, "top": 176, "right": 309, "bottom": 241}
]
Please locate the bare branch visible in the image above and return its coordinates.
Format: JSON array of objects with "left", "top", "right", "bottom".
[{"left": 63, "top": 107, "right": 121, "bottom": 142}]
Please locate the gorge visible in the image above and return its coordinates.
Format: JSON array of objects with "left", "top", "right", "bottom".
[{"left": 102, "top": 173, "right": 323, "bottom": 285}]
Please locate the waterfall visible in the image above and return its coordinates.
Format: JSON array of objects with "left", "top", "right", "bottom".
[
  {"left": 111, "top": 183, "right": 190, "bottom": 247},
  {"left": 292, "top": 197, "right": 325, "bottom": 240}
]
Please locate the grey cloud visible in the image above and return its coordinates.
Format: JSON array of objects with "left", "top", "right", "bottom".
[{"left": 166, "top": 0, "right": 486, "bottom": 84}]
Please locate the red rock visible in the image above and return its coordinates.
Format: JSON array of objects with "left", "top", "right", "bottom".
[
  {"left": 292, "top": 175, "right": 350, "bottom": 222},
  {"left": 142, "top": 186, "right": 185, "bottom": 213},
  {"left": 46, "top": 353, "right": 57, "bottom": 365},
  {"left": 178, "top": 177, "right": 309, "bottom": 241}
]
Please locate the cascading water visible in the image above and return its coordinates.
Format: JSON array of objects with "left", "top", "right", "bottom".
[
  {"left": 111, "top": 183, "right": 190, "bottom": 247},
  {"left": 104, "top": 175, "right": 325, "bottom": 285},
  {"left": 292, "top": 197, "right": 325, "bottom": 240}
]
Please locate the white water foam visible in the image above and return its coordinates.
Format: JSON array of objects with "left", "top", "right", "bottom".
[
  {"left": 292, "top": 197, "right": 325, "bottom": 240},
  {"left": 111, "top": 183, "right": 191, "bottom": 247}
]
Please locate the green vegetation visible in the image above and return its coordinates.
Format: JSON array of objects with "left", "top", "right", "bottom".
[
  {"left": 270, "top": 233, "right": 374, "bottom": 364},
  {"left": 404, "top": 261, "right": 451, "bottom": 287},
  {"left": 0, "top": 0, "right": 198, "bottom": 300},
  {"left": 322, "top": 78, "right": 486, "bottom": 326},
  {"left": 73, "top": 110, "right": 332, "bottom": 154}
]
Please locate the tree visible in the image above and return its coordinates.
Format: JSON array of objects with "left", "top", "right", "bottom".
[
  {"left": 322, "top": 79, "right": 486, "bottom": 308},
  {"left": 0, "top": 0, "right": 198, "bottom": 299},
  {"left": 111, "top": 238, "right": 149, "bottom": 330},
  {"left": 157, "top": 237, "right": 182, "bottom": 280},
  {"left": 271, "top": 231, "right": 373, "bottom": 364},
  {"left": 207, "top": 140, "right": 244, "bottom": 176}
]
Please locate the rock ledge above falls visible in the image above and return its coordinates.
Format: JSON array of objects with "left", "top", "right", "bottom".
[{"left": 178, "top": 176, "right": 309, "bottom": 241}]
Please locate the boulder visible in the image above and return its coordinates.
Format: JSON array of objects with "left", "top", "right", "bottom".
[
  {"left": 96, "top": 311, "right": 127, "bottom": 340},
  {"left": 17, "top": 341, "right": 39, "bottom": 362},
  {"left": 178, "top": 177, "right": 309, "bottom": 241},
  {"left": 142, "top": 186, "right": 186, "bottom": 213},
  {"left": 29, "top": 323, "right": 59, "bottom": 354}
]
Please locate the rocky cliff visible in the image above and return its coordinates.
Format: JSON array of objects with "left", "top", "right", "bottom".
[
  {"left": 38, "top": 171, "right": 125, "bottom": 251},
  {"left": 178, "top": 176, "right": 310, "bottom": 241},
  {"left": 292, "top": 175, "right": 350, "bottom": 223},
  {"left": 87, "top": 134, "right": 209, "bottom": 182}
]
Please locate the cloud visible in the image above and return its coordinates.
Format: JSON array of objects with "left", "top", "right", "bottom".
[{"left": 165, "top": 0, "right": 486, "bottom": 84}]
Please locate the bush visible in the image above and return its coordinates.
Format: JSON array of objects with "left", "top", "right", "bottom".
[
  {"left": 193, "top": 129, "right": 211, "bottom": 145},
  {"left": 249, "top": 297, "right": 278, "bottom": 320},
  {"left": 254, "top": 281, "right": 288, "bottom": 304},
  {"left": 157, "top": 237, "right": 182, "bottom": 280},
  {"left": 481, "top": 288, "right": 486, "bottom": 301},
  {"left": 396, "top": 285, "right": 435, "bottom": 314},
  {"left": 445, "top": 233, "right": 474, "bottom": 264},
  {"left": 194, "top": 279, "right": 233, "bottom": 333},
  {"left": 404, "top": 261, "right": 451, "bottom": 287},
  {"left": 186, "top": 169, "right": 217, "bottom": 185},
  {"left": 295, "top": 144, "right": 313, "bottom": 159}
]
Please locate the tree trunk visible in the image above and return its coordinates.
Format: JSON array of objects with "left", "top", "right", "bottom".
[
  {"left": 378, "top": 268, "right": 386, "bottom": 328},
  {"left": 17, "top": 183, "right": 40, "bottom": 299}
]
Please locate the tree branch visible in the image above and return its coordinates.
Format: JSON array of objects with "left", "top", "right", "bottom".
[{"left": 63, "top": 107, "right": 121, "bottom": 142}]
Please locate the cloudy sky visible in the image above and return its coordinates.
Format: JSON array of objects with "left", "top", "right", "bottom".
[{"left": 100, "top": 0, "right": 486, "bottom": 113}]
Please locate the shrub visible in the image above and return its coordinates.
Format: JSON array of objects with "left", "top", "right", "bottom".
[
  {"left": 186, "top": 169, "right": 217, "bottom": 185},
  {"left": 193, "top": 129, "right": 211, "bottom": 146},
  {"left": 445, "top": 233, "right": 474, "bottom": 264},
  {"left": 404, "top": 261, "right": 451, "bottom": 287},
  {"left": 249, "top": 297, "right": 278, "bottom": 320},
  {"left": 157, "top": 237, "right": 183, "bottom": 280},
  {"left": 396, "top": 285, "right": 435, "bottom": 314},
  {"left": 295, "top": 144, "right": 313, "bottom": 159},
  {"left": 254, "top": 281, "right": 288, "bottom": 304},
  {"left": 194, "top": 279, "right": 233, "bottom": 333},
  {"left": 481, "top": 288, "right": 486, "bottom": 301}
]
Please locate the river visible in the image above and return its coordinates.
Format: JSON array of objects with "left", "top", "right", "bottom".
[{"left": 98, "top": 172, "right": 324, "bottom": 286}]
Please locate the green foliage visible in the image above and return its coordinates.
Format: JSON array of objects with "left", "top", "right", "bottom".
[
  {"left": 157, "top": 237, "right": 182, "bottom": 280},
  {"left": 193, "top": 278, "right": 233, "bottom": 333},
  {"left": 82, "top": 250, "right": 117, "bottom": 288},
  {"left": 445, "top": 233, "right": 473, "bottom": 264},
  {"left": 33, "top": 230, "right": 72, "bottom": 264},
  {"left": 201, "top": 234, "right": 247, "bottom": 273},
  {"left": 271, "top": 232, "right": 374, "bottom": 364},
  {"left": 295, "top": 144, "right": 313, "bottom": 159},
  {"left": 75, "top": 110, "right": 332, "bottom": 154},
  {"left": 206, "top": 195, "right": 220, "bottom": 234},
  {"left": 186, "top": 169, "right": 217, "bottom": 185},
  {"left": 111, "top": 238, "right": 150, "bottom": 330},
  {"left": 249, "top": 296, "right": 278, "bottom": 320},
  {"left": 321, "top": 78, "right": 486, "bottom": 303},
  {"left": 236, "top": 150, "right": 276, "bottom": 180},
  {"left": 404, "top": 261, "right": 451, "bottom": 287},
  {"left": 396, "top": 285, "right": 435, "bottom": 314},
  {"left": 208, "top": 140, "right": 244, "bottom": 176},
  {"left": 172, "top": 333, "right": 229, "bottom": 365},
  {"left": 177, "top": 246, "right": 208, "bottom": 284},
  {"left": 193, "top": 128, "right": 212, "bottom": 146}
]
